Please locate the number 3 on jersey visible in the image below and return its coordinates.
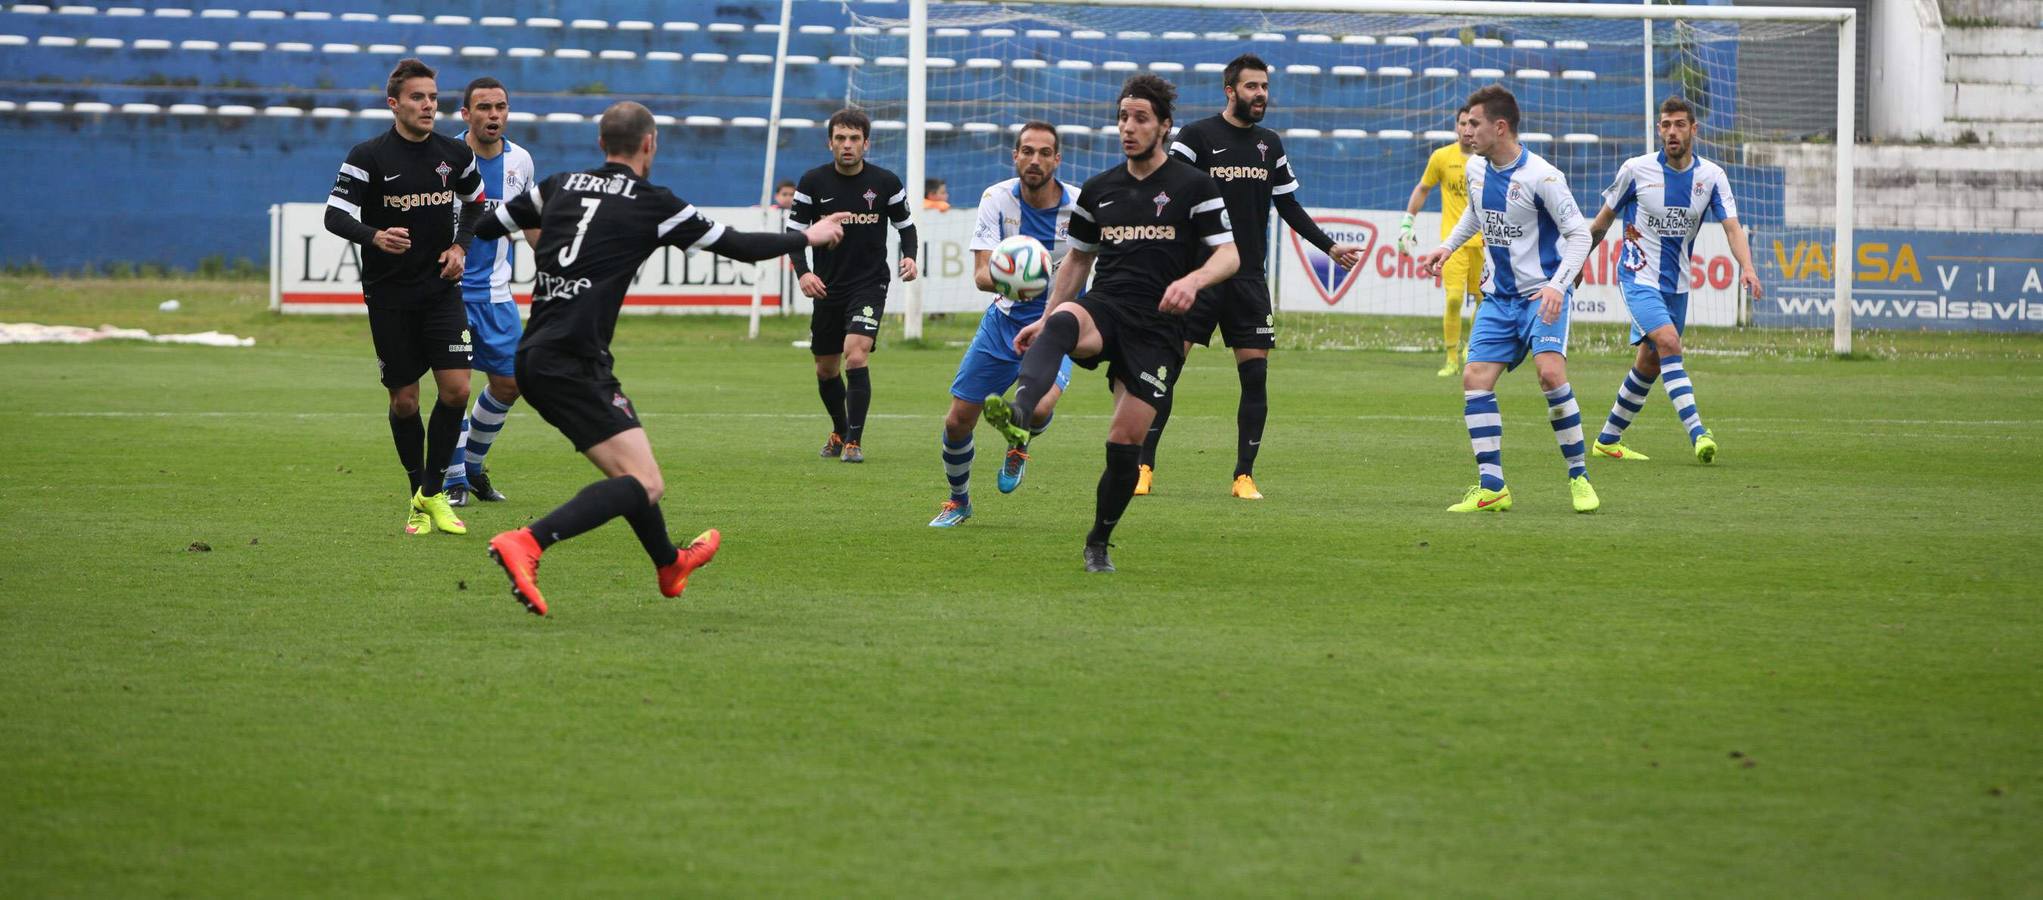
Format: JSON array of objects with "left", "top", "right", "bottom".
[{"left": 558, "top": 197, "right": 602, "bottom": 266}]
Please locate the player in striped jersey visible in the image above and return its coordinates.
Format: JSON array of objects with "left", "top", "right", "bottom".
[
  {"left": 928, "top": 122, "right": 1080, "bottom": 527},
  {"left": 1418, "top": 85, "right": 1599, "bottom": 514},
  {"left": 444, "top": 77, "right": 536, "bottom": 507},
  {"left": 1583, "top": 96, "right": 1764, "bottom": 465}
]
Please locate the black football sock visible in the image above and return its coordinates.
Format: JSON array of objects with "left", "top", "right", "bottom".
[
  {"left": 389, "top": 409, "right": 425, "bottom": 495},
  {"left": 1029, "top": 410, "right": 1055, "bottom": 439},
  {"left": 818, "top": 374, "right": 849, "bottom": 437},
  {"left": 421, "top": 399, "right": 464, "bottom": 496},
  {"left": 1235, "top": 357, "right": 1269, "bottom": 478},
  {"left": 1086, "top": 442, "right": 1142, "bottom": 546},
  {"left": 1139, "top": 396, "right": 1171, "bottom": 469},
  {"left": 530, "top": 475, "right": 649, "bottom": 551},
  {"left": 624, "top": 501, "right": 679, "bottom": 568},
  {"left": 844, "top": 366, "right": 872, "bottom": 444},
  {"left": 1013, "top": 311, "right": 1078, "bottom": 431}
]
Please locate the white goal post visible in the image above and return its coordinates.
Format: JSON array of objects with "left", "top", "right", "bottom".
[{"left": 875, "top": 0, "right": 1857, "bottom": 353}]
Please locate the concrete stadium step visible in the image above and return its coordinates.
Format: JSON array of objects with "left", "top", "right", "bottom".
[
  {"left": 1948, "top": 79, "right": 2043, "bottom": 121},
  {"left": 1940, "top": 0, "right": 2043, "bottom": 26},
  {"left": 1946, "top": 52, "right": 2043, "bottom": 84},
  {"left": 1943, "top": 25, "right": 2043, "bottom": 55},
  {"left": 1944, "top": 118, "right": 2043, "bottom": 145}
]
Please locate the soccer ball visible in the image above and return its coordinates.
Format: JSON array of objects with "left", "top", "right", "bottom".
[{"left": 988, "top": 234, "right": 1052, "bottom": 302}]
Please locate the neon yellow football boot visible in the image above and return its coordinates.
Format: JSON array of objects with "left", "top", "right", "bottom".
[
  {"left": 1447, "top": 485, "right": 1512, "bottom": 512},
  {"left": 1693, "top": 430, "right": 1718, "bottom": 464},
  {"left": 980, "top": 394, "right": 1030, "bottom": 451},
  {"left": 1570, "top": 476, "right": 1600, "bottom": 514},
  {"left": 1592, "top": 440, "right": 1650, "bottom": 461},
  {"left": 412, "top": 489, "right": 468, "bottom": 535}
]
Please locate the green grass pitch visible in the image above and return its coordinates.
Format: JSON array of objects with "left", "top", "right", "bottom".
[{"left": 2, "top": 277, "right": 2039, "bottom": 896}]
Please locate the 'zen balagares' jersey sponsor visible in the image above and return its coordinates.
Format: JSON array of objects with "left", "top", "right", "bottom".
[
  {"left": 1442, "top": 149, "right": 1591, "bottom": 300},
  {"left": 1601, "top": 150, "right": 1740, "bottom": 296}
]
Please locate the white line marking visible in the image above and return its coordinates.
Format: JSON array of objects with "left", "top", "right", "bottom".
[{"left": 22, "top": 411, "right": 2038, "bottom": 428}]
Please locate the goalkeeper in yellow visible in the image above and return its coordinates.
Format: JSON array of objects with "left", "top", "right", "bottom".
[{"left": 1397, "top": 103, "right": 1483, "bottom": 376}]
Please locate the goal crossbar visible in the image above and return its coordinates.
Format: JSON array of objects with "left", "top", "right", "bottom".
[{"left": 891, "top": 0, "right": 1858, "bottom": 352}]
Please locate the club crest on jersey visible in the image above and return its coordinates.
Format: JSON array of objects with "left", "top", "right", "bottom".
[
  {"left": 435, "top": 160, "right": 452, "bottom": 187},
  {"left": 1255, "top": 140, "right": 1269, "bottom": 162},
  {"left": 1287, "top": 216, "right": 1377, "bottom": 306},
  {"left": 1620, "top": 224, "right": 1648, "bottom": 272},
  {"left": 863, "top": 189, "right": 878, "bottom": 210},
  {"left": 1152, "top": 191, "right": 1170, "bottom": 218},
  {"left": 612, "top": 392, "right": 634, "bottom": 419},
  {"left": 1507, "top": 182, "right": 1526, "bottom": 204}
]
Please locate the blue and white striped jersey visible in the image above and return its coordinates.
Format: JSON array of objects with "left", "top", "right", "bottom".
[
  {"left": 460, "top": 136, "right": 535, "bottom": 304},
  {"left": 968, "top": 176, "right": 1081, "bottom": 317},
  {"left": 1441, "top": 148, "right": 1591, "bottom": 300},
  {"left": 1600, "top": 151, "right": 1739, "bottom": 296}
]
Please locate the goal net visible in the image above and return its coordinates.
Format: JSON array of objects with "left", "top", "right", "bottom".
[{"left": 835, "top": 0, "right": 1856, "bottom": 353}]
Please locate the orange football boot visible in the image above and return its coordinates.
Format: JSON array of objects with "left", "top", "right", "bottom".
[
  {"left": 487, "top": 528, "right": 549, "bottom": 616},
  {"left": 657, "top": 528, "right": 723, "bottom": 598}
]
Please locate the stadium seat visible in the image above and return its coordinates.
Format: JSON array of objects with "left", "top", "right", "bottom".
[{"left": 0, "top": 0, "right": 1659, "bottom": 270}]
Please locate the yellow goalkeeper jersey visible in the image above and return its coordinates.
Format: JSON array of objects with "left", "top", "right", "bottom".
[{"left": 1421, "top": 143, "right": 1473, "bottom": 240}]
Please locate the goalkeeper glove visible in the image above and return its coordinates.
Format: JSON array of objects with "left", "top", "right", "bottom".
[{"left": 1395, "top": 213, "right": 1417, "bottom": 256}]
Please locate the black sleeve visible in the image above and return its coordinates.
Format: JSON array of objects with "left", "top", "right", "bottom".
[
  {"left": 453, "top": 198, "right": 484, "bottom": 247},
  {"left": 325, "top": 206, "right": 380, "bottom": 246},
  {"left": 886, "top": 174, "right": 917, "bottom": 262},
  {"left": 324, "top": 143, "right": 381, "bottom": 246},
  {"left": 896, "top": 223, "right": 919, "bottom": 265},
  {"left": 1169, "top": 124, "right": 1202, "bottom": 166},
  {"left": 474, "top": 178, "right": 546, "bottom": 241},
  {"left": 448, "top": 145, "right": 486, "bottom": 248},
  {"left": 451, "top": 146, "right": 485, "bottom": 204},
  {"left": 786, "top": 173, "right": 815, "bottom": 277},
  {"left": 1066, "top": 187, "right": 1101, "bottom": 253},
  {"left": 650, "top": 190, "right": 728, "bottom": 250},
  {"left": 1275, "top": 191, "right": 1335, "bottom": 255},
  {"left": 1188, "top": 175, "right": 1234, "bottom": 249},
  {"left": 707, "top": 229, "right": 811, "bottom": 263}
]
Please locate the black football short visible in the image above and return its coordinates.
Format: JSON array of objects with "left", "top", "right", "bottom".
[
  {"left": 366, "top": 284, "right": 472, "bottom": 388},
  {"left": 809, "top": 287, "right": 886, "bottom": 357},
  {"left": 1068, "top": 295, "right": 1185, "bottom": 411},
  {"left": 515, "top": 346, "right": 643, "bottom": 453},
  {"left": 1181, "top": 276, "right": 1276, "bottom": 350}
]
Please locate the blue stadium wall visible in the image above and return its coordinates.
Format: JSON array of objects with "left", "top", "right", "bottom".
[{"left": 0, "top": 0, "right": 1768, "bottom": 270}]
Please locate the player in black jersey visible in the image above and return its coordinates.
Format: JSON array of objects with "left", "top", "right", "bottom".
[
  {"left": 787, "top": 108, "right": 919, "bottom": 464},
  {"left": 1141, "top": 54, "right": 1366, "bottom": 501},
  {"left": 325, "top": 58, "right": 486, "bottom": 537},
  {"left": 478, "top": 102, "right": 847, "bottom": 616},
  {"left": 979, "top": 75, "right": 1239, "bottom": 573}
]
